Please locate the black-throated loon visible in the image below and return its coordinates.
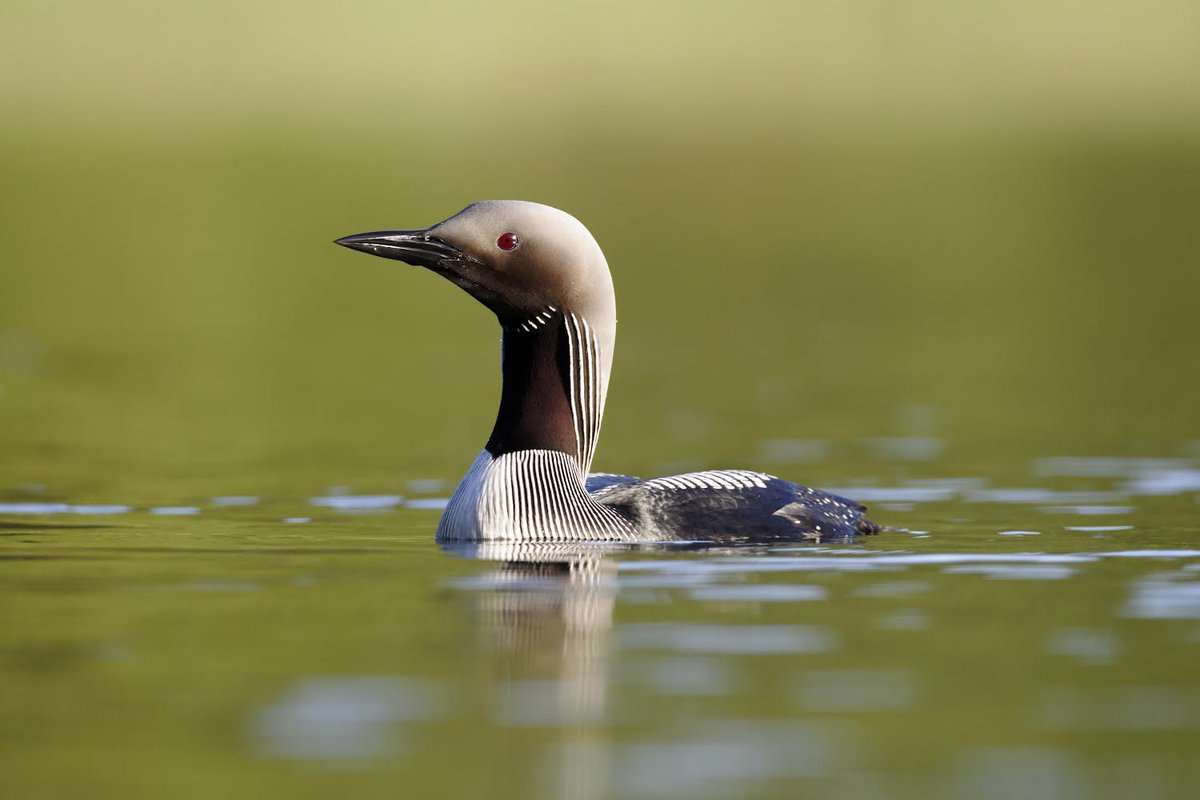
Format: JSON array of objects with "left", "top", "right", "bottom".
[{"left": 336, "top": 201, "right": 880, "bottom": 544}]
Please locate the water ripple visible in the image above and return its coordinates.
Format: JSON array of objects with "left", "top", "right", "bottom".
[
  {"left": 942, "top": 564, "right": 1078, "bottom": 580},
  {"left": 1123, "top": 571, "right": 1200, "bottom": 619},
  {"left": 247, "top": 676, "right": 442, "bottom": 760},
  {"left": 0, "top": 502, "right": 131, "bottom": 515},
  {"left": 688, "top": 584, "right": 828, "bottom": 603},
  {"left": 308, "top": 494, "right": 404, "bottom": 511},
  {"left": 620, "top": 623, "right": 838, "bottom": 655}
]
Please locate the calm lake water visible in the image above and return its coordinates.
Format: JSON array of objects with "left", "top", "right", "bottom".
[
  {"left": 3, "top": 466, "right": 1199, "bottom": 799},
  {"left": 2, "top": 139, "right": 1199, "bottom": 798}
]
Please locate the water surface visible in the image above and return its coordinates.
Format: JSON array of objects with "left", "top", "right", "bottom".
[{"left": 4, "top": 451, "right": 1198, "bottom": 799}]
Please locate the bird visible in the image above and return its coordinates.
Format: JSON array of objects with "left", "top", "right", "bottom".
[{"left": 335, "top": 201, "right": 880, "bottom": 544}]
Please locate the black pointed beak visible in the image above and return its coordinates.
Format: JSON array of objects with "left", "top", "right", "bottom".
[{"left": 334, "top": 229, "right": 467, "bottom": 270}]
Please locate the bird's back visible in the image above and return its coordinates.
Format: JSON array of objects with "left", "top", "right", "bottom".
[{"left": 590, "top": 469, "right": 879, "bottom": 543}]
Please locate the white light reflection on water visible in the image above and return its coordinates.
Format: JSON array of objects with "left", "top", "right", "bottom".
[
  {"left": 1033, "top": 456, "right": 1200, "bottom": 496},
  {"left": 1045, "top": 628, "right": 1119, "bottom": 665},
  {"left": 950, "top": 746, "right": 1090, "bottom": 800},
  {"left": 1039, "top": 686, "right": 1200, "bottom": 731},
  {"left": 687, "top": 584, "right": 828, "bottom": 603},
  {"left": 0, "top": 503, "right": 70, "bottom": 514},
  {"left": 405, "top": 497, "right": 450, "bottom": 510},
  {"left": 818, "top": 486, "right": 955, "bottom": 503},
  {"left": 620, "top": 556, "right": 893, "bottom": 576},
  {"left": 67, "top": 504, "right": 131, "bottom": 515},
  {"left": 606, "top": 720, "right": 853, "bottom": 799},
  {"left": 500, "top": 680, "right": 589, "bottom": 727},
  {"left": 308, "top": 494, "right": 403, "bottom": 511},
  {"left": 942, "top": 564, "right": 1078, "bottom": 580},
  {"left": 795, "top": 668, "right": 919, "bottom": 712},
  {"left": 1040, "top": 505, "right": 1136, "bottom": 516},
  {"left": 248, "top": 677, "right": 442, "bottom": 760},
  {"left": 636, "top": 657, "right": 735, "bottom": 697},
  {"left": 211, "top": 495, "right": 258, "bottom": 507},
  {"left": 406, "top": 478, "right": 448, "bottom": 494},
  {"left": 1034, "top": 456, "right": 1192, "bottom": 478},
  {"left": 618, "top": 572, "right": 719, "bottom": 590},
  {"left": 853, "top": 580, "right": 933, "bottom": 598},
  {"left": 1123, "top": 571, "right": 1200, "bottom": 619},
  {"left": 620, "top": 623, "right": 838, "bottom": 655},
  {"left": 617, "top": 550, "right": 1200, "bottom": 592},
  {"left": 1123, "top": 467, "right": 1200, "bottom": 496},
  {"left": 0, "top": 502, "right": 132, "bottom": 514},
  {"left": 875, "top": 608, "right": 931, "bottom": 630}
]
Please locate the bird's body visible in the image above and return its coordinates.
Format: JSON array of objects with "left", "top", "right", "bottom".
[{"left": 336, "top": 201, "right": 879, "bottom": 544}]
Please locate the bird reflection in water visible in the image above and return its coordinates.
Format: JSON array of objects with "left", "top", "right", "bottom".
[{"left": 443, "top": 542, "right": 630, "bottom": 800}]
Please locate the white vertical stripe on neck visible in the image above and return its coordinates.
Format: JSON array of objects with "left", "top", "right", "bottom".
[{"left": 565, "top": 312, "right": 604, "bottom": 476}]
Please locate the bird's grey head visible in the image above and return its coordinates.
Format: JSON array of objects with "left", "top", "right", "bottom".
[{"left": 335, "top": 200, "right": 616, "bottom": 332}]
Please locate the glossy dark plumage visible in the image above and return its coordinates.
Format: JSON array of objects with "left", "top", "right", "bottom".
[{"left": 587, "top": 472, "right": 879, "bottom": 542}]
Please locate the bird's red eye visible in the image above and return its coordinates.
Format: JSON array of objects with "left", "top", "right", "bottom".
[{"left": 496, "top": 232, "right": 519, "bottom": 251}]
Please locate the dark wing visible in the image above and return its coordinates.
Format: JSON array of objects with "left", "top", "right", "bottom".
[{"left": 592, "top": 469, "right": 878, "bottom": 543}]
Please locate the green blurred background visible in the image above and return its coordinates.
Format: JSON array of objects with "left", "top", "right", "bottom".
[
  {"left": 4, "top": 4, "right": 1200, "bottom": 799},
  {"left": 2, "top": 0, "right": 1198, "bottom": 498}
]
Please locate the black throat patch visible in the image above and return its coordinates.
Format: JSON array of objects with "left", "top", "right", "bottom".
[{"left": 485, "top": 319, "right": 577, "bottom": 460}]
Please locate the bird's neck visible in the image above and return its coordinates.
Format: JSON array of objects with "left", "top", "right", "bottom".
[{"left": 485, "top": 310, "right": 611, "bottom": 477}]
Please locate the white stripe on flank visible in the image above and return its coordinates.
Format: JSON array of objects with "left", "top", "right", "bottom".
[{"left": 437, "top": 450, "right": 636, "bottom": 542}]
